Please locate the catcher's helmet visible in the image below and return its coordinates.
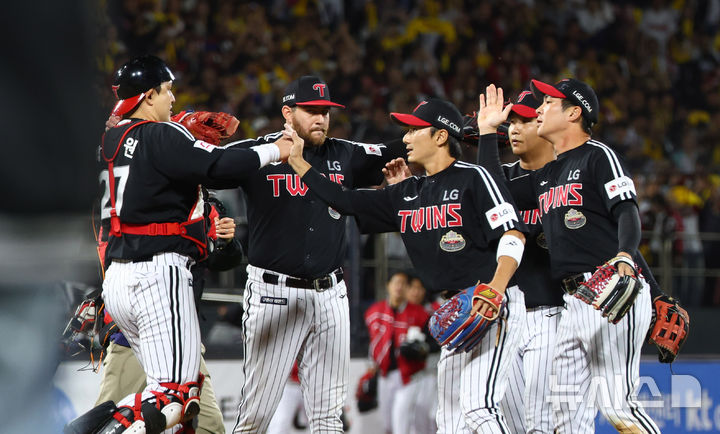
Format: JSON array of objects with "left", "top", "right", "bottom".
[{"left": 111, "top": 55, "right": 175, "bottom": 117}]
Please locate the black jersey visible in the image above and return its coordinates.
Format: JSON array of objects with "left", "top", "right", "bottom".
[
  {"left": 502, "top": 161, "right": 563, "bottom": 308},
  {"left": 300, "top": 160, "right": 526, "bottom": 294},
  {"left": 99, "top": 119, "right": 262, "bottom": 262},
  {"left": 512, "top": 139, "right": 638, "bottom": 281},
  {"left": 226, "top": 133, "right": 403, "bottom": 279}
]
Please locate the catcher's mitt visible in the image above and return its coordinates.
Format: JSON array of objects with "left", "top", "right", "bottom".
[
  {"left": 171, "top": 111, "right": 239, "bottom": 145},
  {"left": 574, "top": 255, "right": 642, "bottom": 324},
  {"left": 428, "top": 283, "right": 505, "bottom": 352},
  {"left": 647, "top": 295, "right": 689, "bottom": 363},
  {"left": 356, "top": 368, "right": 378, "bottom": 413}
]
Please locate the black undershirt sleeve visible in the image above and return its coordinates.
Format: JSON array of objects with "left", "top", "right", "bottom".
[
  {"left": 476, "top": 133, "right": 505, "bottom": 180},
  {"left": 634, "top": 252, "right": 663, "bottom": 298},
  {"left": 611, "top": 200, "right": 641, "bottom": 255}
]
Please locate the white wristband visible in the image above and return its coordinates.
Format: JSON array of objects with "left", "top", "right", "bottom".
[
  {"left": 496, "top": 234, "right": 524, "bottom": 267},
  {"left": 251, "top": 143, "right": 281, "bottom": 168}
]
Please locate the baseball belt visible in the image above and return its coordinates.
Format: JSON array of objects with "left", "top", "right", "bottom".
[
  {"left": 262, "top": 269, "right": 343, "bottom": 291},
  {"left": 561, "top": 272, "right": 591, "bottom": 295}
]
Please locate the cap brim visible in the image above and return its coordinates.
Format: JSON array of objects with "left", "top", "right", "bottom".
[
  {"left": 390, "top": 113, "right": 432, "bottom": 127},
  {"left": 111, "top": 94, "right": 145, "bottom": 117},
  {"left": 510, "top": 104, "right": 539, "bottom": 118},
  {"left": 296, "top": 100, "right": 345, "bottom": 108},
  {"left": 530, "top": 79, "right": 566, "bottom": 100}
]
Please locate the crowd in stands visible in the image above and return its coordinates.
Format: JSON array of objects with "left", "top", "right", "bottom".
[{"left": 97, "top": 0, "right": 720, "bottom": 305}]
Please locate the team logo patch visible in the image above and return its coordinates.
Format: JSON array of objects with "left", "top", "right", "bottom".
[
  {"left": 536, "top": 232, "right": 548, "bottom": 249},
  {"left": 260, "top": 296, "right": 288, "bottom": 305},
  {"left": 328, "top": 207, "right": 341, "bottom": 219},
  {"left": 359, "top": 144, "right": 383, "bottom": 156},
  {"left": 193, "top": 140, "right": 215, "bottom": 153},
  {"left": 564, "top": 208, "right": 586, "bottom": 229},
  {"left": 485, "top": 202, "right": 518, "bottom": 229},
  {"left": 604, "top": 176, "right": 636, "bottom": 200},
  {"left": 439, "top": 230, "right": 466, "bottom": 252}
]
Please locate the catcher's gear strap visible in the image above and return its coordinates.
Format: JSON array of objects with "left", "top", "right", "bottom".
[
  {"left": 251, "top": 143, "right": 281, "bottom": 168},
  {"left": 496, "top": 234, "right": 524, "bottom": 266},
  {"left": 101, "top": 121, "right": 209, "bottom": 259}
]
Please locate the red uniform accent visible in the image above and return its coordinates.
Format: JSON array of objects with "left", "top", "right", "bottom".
[{"left": 364, "top": 301, "right": 429, "bottom": 384}]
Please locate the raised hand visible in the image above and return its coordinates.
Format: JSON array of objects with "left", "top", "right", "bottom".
[
  {"left": 382, "top": 158, "right": 412, "bottom": 185},
  {"left": 477, "top": 84, "right": 513, "bottom": 134}
]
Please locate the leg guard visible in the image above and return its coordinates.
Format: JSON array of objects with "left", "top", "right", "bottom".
[
  {"left": 63, "top": 401, "right": 118, "bottom": 434},
  {"left": 94, "top": 374, "right": 205, "bottom": 434}
]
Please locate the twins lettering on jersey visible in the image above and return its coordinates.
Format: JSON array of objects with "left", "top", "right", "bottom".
[
  {"left": 397, "top": 204, "right": 462, "bottom": 233},
  {"left": 520, "top": 208, "right": 542, "bottom": 225},
  {"left": 267, "top": 173, "right": 344, "bottom": 197},
  {"left": 537, "top": 183, "right": 583, "bottom": 216}
]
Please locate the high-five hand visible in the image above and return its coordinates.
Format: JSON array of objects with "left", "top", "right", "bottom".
[
  {"left": 382, "top": 158, "right": 412, "bottom": 185},
  {"left": 477, "top": 84, "right": 513, "bottom": 134},
  {"left": 286, "top": 125, "right": 312, "bottom": 176}
]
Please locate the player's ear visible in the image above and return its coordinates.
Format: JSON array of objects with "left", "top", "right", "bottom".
[
  {"left": 434, "top": 128, "right": 448, "bottom": 146},
  {"left": 281, "top": 105, "right": 294, "bottom": 123},
  {"left": 566, "top": 105, "right": 582, "bottom": 123}
]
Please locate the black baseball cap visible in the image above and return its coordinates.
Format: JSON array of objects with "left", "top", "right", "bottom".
[
  {"left": 530, "top": 78, "right": 599, "bottom": 125},
  {"left": 390, "top": 98, "right": 464, "bottom": 139},
  {"left": 281, "top": 76, "right": 345, "bottom": 108},
  {"left": 111, "top": 55, "right": 175, "bottom": 117},
  {"left": 510, "top": 89, "right": 542, "bottom": 118}
]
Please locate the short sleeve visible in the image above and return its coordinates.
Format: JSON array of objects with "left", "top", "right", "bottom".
[
  {"left": 590, "top": 143, "right": 637, "bottom": 212},
  {"left": 469, "top": 165, "right": 526, "bottom": 241}
]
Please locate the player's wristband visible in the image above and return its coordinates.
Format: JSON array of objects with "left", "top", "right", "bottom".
[
  {"left": 496, "top": 234, "right": 524, "bottom": 266},
  {"left": 251, "top": 144, "right": 280, "bottom": 168}
]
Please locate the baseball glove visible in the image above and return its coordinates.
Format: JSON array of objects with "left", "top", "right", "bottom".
[
  {"left": 574, "top": 255, "right": 642, "bottom": 324},
  {"left": 399, "top": 339, "right": 430, "bottom": 361},
  {"left": 647, "top": 295, "right": 689, "bottom": 363},
  {"left": 356, "top": 368, "right": 378, "bottom": 413},
  {"left": 428, "top": 283, "right": 505, "bottom": 352},
  {"left": 171, "top": 111, "right": 239, "bottom": 145}
]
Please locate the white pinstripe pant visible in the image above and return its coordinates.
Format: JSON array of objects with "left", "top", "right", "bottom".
[
  {"left": 551, "top": 279, "right": 660, "bottom": 433},
  {"left": 233, "top": 265, "right": 350, "bottom": 434},
  {"left": 436, "top": 286, "right": 524, "bottom": 434},
  {"left": 501, "top": 305, "right": 562, "bottom": 433},
  {"left": 102, "top": 252, "right": 202, "bottom": 410}
]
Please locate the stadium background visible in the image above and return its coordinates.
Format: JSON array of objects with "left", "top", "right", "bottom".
[{"left": 12, "top": 0, "right": 719, "bottom": 432}]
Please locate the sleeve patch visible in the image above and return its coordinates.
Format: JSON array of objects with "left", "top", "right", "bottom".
[
  {"left": 359, "top": 143, "right": 383, "bottom": 156},
  {"left": 485, "top": 202, "right": 518, "bottom": 229},
  {"left": 193, "top": 140, "right": 216, "bottom": 153},
  {"left": 604, "top": 176, "right": 636, "bottom": 200}
]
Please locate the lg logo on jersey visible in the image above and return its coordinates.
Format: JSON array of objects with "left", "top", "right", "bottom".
[
  {"left": 443, "top": 189, "right": 459, "bottom": 201},
  {"left": 124, "top": 137, "right": 138, "bottom": 158},
  {"left": 266, "top": 173, "right": 344, "bottom": 197}
]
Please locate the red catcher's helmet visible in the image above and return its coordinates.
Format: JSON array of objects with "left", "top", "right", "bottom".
[{"left": 111, "top": 55, "right": 175, "bottom": 117}]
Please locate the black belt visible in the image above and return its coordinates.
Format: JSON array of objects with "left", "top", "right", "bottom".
[
  {"left": 262, "top": 269, "right": 343, "bottom": 291},
  {"left": 561, "top": 272, "right": 588, "bottom": 295}
]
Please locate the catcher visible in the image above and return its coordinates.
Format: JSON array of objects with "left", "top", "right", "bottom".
[{"left": 64, "top": 105, "right": 245, "bottom": 434}]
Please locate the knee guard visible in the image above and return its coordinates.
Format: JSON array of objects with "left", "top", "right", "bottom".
[{"left": 94, "top": 374, "right": 205, "bottom": 434}]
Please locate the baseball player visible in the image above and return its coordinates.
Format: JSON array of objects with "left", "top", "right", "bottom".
[
  {"left": 478, "top": 79, "right": 659, "bottom": 433},
  {"left": 365, "top": 271, "right": 430, "bottom": 434},
  {"left": 286, "top": 97, "right": 528, "bottom": 433},
  {"left": 94, "top": 197, "right": 240, "bottom": 434},
  {"left": 224, "top": 76, "right": 406, "bottom": 433},
  {"left": 64, "top": 55, "right": 292, "bottom": 434},
  {"left": 474, "top": 87, "right": 563, "bottom": 433}
]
